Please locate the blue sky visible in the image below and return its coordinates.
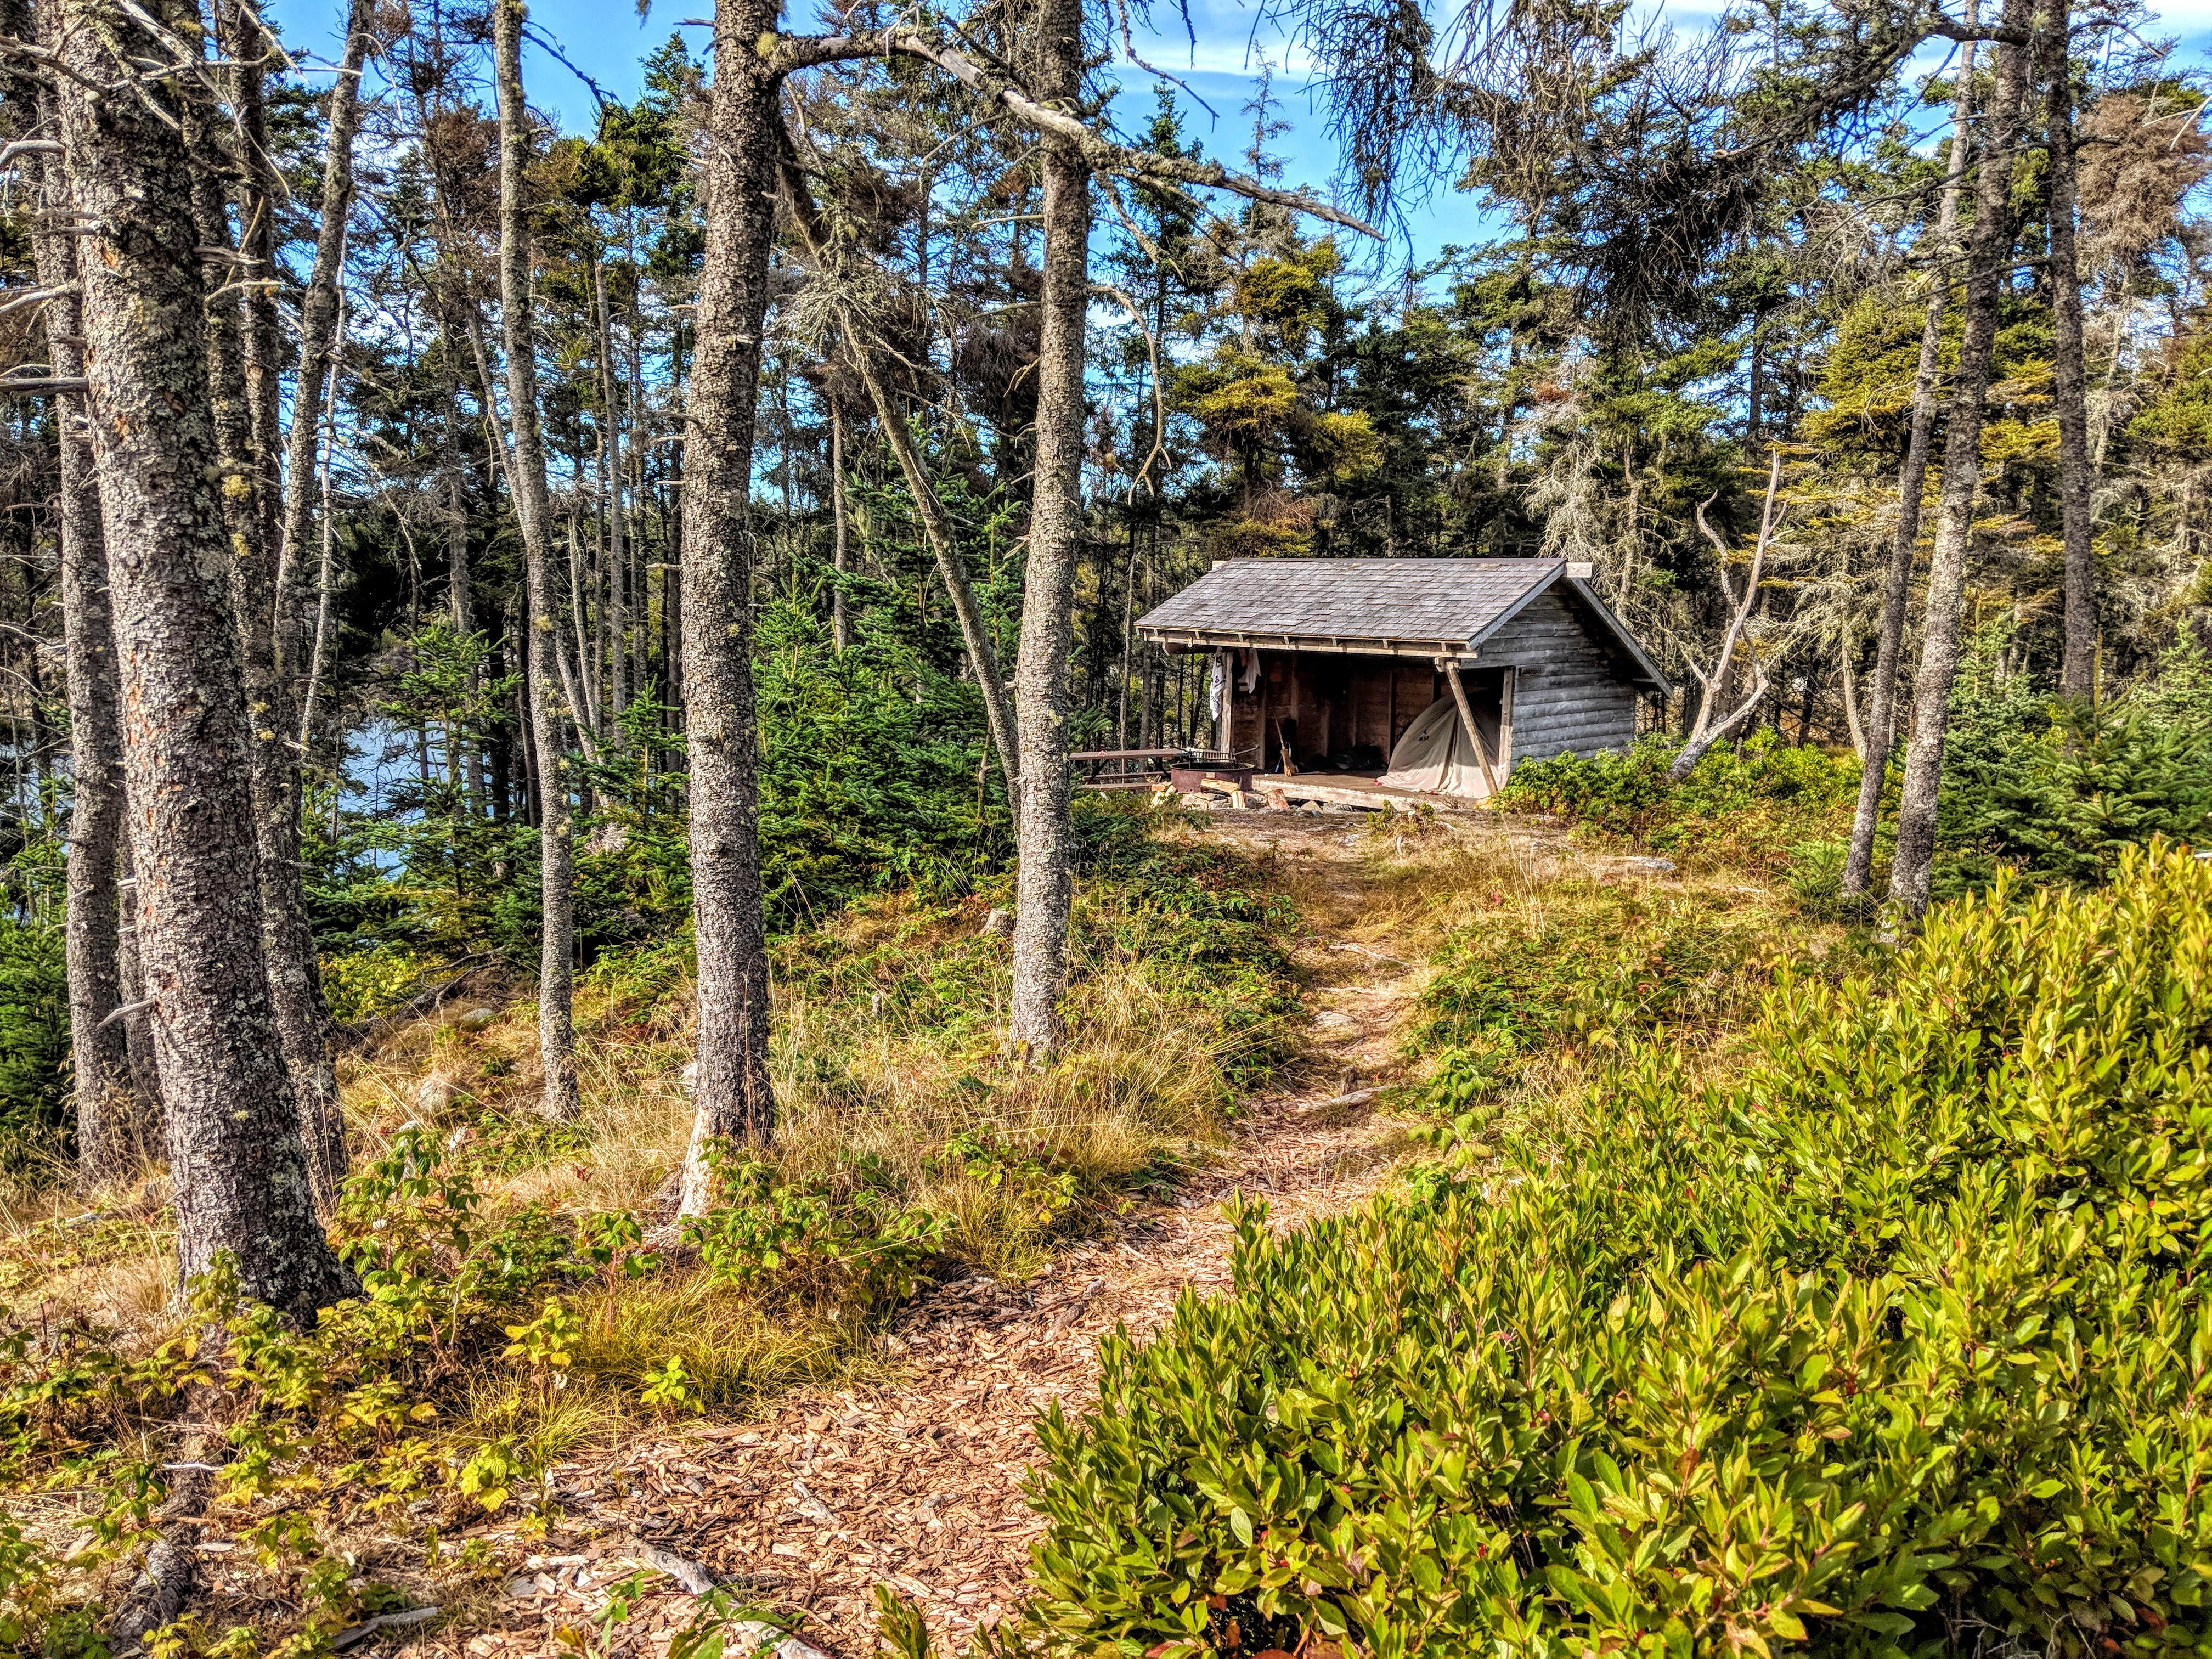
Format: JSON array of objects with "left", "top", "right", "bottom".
[{"left": 265, "top": 0, "right": 2212, "bottom": 269}]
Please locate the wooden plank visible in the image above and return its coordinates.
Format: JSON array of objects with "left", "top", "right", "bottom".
[
  {"left": 1199, "top": 775, "right": 1431, "bottom": 814},
  {"left": 1500, "top": 664, "right": 1518, "bottom": 772}
]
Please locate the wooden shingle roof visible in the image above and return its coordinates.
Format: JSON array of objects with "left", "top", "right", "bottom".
[{"left": 1137, "top": 556, "right": 1669, "bottom": 689}]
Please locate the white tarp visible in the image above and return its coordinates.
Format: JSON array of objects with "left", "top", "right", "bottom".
[{"left": 1377, "top": 697, "right": 1498, "bottom": 798}]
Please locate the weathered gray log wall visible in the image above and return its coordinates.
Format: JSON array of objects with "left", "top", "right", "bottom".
[{"left": 1485, "top": 590, "right": 1639, "bottom": 765}]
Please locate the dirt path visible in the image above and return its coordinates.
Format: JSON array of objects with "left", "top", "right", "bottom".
[{"left": 418, "top": 810, "right": 1470, "bottom": 1659}]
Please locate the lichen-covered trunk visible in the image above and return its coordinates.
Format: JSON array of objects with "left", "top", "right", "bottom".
[
  {"left": 676, "top": 0, "right": 785, "bottom": 1211},
  {"left": 494, "top": 0, "right": 579, "bottom": 1121},
  {"left": 185, "top": 67, "right": 348, "bottom": 1213},
  {"left": 116, "top": 839, "right": 161, "bottom": 1123},
  {"left": 2043, "top": 2, "right": 2097, "bottom": 701},
  {"left": 32, "top": 73, "right": 132, "bottom": 1187},
  {"left": 1007, "top": 0, "right": 1091, "bottom": 1057},
  {"left": 1841, "top": 24, "right": 1978, "bottom": 899},
  {"left": 594, "top": 259, "right": 629, "bottom": 725},
  {"left": 1888, "top": 0, "right": 2035, "bottom": 916},
  {"left": 55, "top": 0, "right": 353, "bottom": 1318}
]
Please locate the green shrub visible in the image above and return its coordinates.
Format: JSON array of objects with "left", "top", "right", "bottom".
[
  {"left": 1413, "top": 900, "right": 1773, "bottom": 1058},
  {"left": 1501, "top": 731, "right": 1859, "bottom": 871},
  {"left": 1949, "top": 701, "right": 2212, "bottom": 885},
  {"left": 0, "top": 920, "right": 67, "bottom": 1167},
  {"left": 1933, "top": 635, "right": 2212, "bottom": 890},
  {"left": 1024, "top": 844, "right": 2212, "bottom": 1659}
]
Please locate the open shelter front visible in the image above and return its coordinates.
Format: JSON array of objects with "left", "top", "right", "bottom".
[{"left": 1137, "top": 557, "right": 1670, "bottom": 801}]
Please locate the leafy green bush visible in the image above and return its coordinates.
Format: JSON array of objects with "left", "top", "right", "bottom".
[
  {"left": 681, "top": 1145, "right": 948, "bottom": 1308},
  {"left": 1501, "top": 731, "right": 1859, "bottom": 870},
  {"left": 1414, "top": 901, "right": 1772, "bottom": 1057},
  {"left": 753, "top": 601, "right": 1011, "bottom": 927},
  {"left": 1024, "top": 844, "right": 2212, "bottom": 1659}
]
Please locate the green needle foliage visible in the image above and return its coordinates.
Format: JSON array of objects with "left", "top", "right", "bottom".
[{"left": 1023, "top": 843, "right": 2212, "bottom": 1659}]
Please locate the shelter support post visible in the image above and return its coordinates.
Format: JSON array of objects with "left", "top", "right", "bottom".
[
  {"left": 1499, "top": 665, "right": 1516, "bottom": 780},
  {"left": 1436, "top": 656, "right": 1500, "bottom": 796}
]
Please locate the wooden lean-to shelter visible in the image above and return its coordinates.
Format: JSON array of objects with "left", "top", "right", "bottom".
[{"left": 1136, "top": 557, "right": 1671, "bottom": 802}]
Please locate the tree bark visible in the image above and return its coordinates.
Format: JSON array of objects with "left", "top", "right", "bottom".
[
  {"left": 676, "top": 0, "right": 785, "bottom": 1207},
  {"left": 1007, "top": 0, "right": 1091, "bottom": 1057},
  {"left": 55, "top": 0, "right": 353, "bottom": 1318},
  {"left": 116, "top": 842, "right": 161, "bottom": 1143},
  {"left": 1889, "top": 0, "right": 2035, "bottom": 916},
  {"left": 494, "top": 0, "right": 580, "bottom": 1122},
  {"left": 1672, "top": 456, "right": 1784, "bottom": 781},
  {"left": 276, "top": 0, "right": 374, "bottom": 700},
  {"left": 1838, "top": 623, "right": 1867, "bottom": 760},
  {"left": 221, "top": 0, "right": 284, "bottom": 564},
  {"left": 1841, "top": 16, "right": 1979, "bottom": 898},
  {"left": 32, "top": 62, "right": 132, "bottom": 1187},
  {"left": 2043, "top": 0, "right": 2097, "bottom": 699},
  {"left": 594, "top": 257, "right": 629, "bottom": 725},
  {"left": 184, "top": 58, "right": 348, "bottom": 1215}
]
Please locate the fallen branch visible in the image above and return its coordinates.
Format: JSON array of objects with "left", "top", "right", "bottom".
[
  {"left": 1328, "top": 942, "right": 1410, "bottom": 967},
  {"left": 330, "top": 1608, "right": 440, "bottom": 1651},
  {"left": 1290, "top": 1086, "right": 1383, "bottom": 1115}
]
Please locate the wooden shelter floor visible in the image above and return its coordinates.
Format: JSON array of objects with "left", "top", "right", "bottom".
[{"left": 1226, "top": 772, "right": 1493, "bottom": 814}]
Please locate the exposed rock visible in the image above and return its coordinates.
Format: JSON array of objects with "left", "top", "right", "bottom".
[{"left": 415, "top": 1070, "right": 461, "bottom": 1115}]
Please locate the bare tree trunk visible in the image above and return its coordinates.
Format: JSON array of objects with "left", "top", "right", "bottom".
[
  {"left": 276, "top": 0, "right": 373, "bottom": 698},
  {"left": 676, "top": 0, "right": 785, "bottom": 1207},
  {"left": 1671, "top": 455, "right": 1785, "bottom": 781},
  {"left": 566, "top": 516, "right": 603, "bottom": 740},
  {"left": 2044, "top": 0, "right": 2097, "bottom": 699},
  {"left": 56, "top": 0, "right": 352, "bottom": 1317},
  {"left": 494, "top": 0, "right": 580, "bottom": 1122},
  {"left": 1117, "top": 521, "right": 1136, "bottom": 751},
  {"left": 1841, "top": 16, "right": 1978, "bottom": 898},
  {"left": 1838, "top": 624, "right": 1867, "bottom": 761},
  {"left": 1008, "top": 0, "right": 1091, "bottom": 1057},
  {"left": 845, "top": 341, "right": 1022, "bottom": 792},
  {"left": 218, "top": 2, "right": 281, "bottom": 561},
  {"left": 830, "top": 402, "right": 850, "bottom": 652},
  {"left": 297, "top": 347, "right": 343, "bottom": 748},
  {"left": 32, "top": 74, "right": 131, "bottom": 1187},
  {"left": 1889, "top": 0, "right": 2035, "bottom": 916},
  {"left": 595, "top": 258, "right": 629, "bottom": 725},
  {"left": 185, "top": 58, "right": 348, "bottom": 1215}
]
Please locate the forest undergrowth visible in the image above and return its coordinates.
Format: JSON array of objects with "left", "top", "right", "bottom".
[
  {"left": 0, "top": 798, "right": 1308, "bottom": 1654},
  {"left": 0, "top": 759, "right": 2197, "bottom": 1658},
  {"left": 0, "top": 785, "right": 1852, "bottom": 1656}
]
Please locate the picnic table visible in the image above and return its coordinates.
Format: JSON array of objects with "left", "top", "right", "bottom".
[{"left": 1069, "top": 748, "right": 1187, "bottom": 789}]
